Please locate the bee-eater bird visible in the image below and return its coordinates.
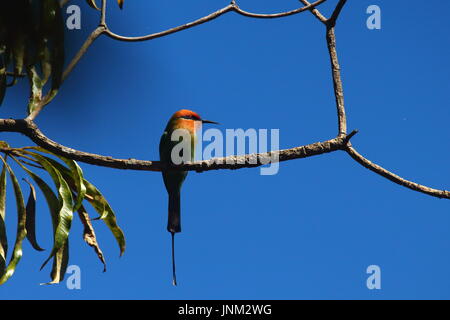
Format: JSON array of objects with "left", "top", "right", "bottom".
[{"left": 159, "top": 109, "right": 218, "bottom": 286}]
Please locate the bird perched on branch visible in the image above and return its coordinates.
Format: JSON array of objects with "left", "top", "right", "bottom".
[{"left": 159, "top": 109, "right": 218, "bottom": 286}]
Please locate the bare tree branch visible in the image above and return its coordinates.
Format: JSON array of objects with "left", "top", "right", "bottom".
[
  {"left": 328, "top": 0, "right": 347, "bottom": 27},
  {"left": 104, "top": 4, "right": 235, "bottom": 42},
  {"left": 233, "top": 0, "right": 327, "bottom": 19},
  {"left": 299, "top": 0, "right": 327, "bottom": 23},
  {"left": 1, "top": 118, "right": 448, "bottom": 200},
  {"left": 62, "top": 0, "right": 108, "bottom": 84},
  {"left": 0, "top": 118, "right": 355, "bottom": 172},
  {"left": 0, "top": 0, "right": 448, "bottom": 202},
  {"left": 301, "top": 0, "right": 348, "bottom": 136},
  {"left": 345, "top": 145, "right": 450, "bottom": 199},
  {"left": 62, "top": 26, "right": 106, "bottom": 84},
  {"left": 100, "top": 0, "right": 107, "bottom": 27},
  {"left": 325, "top": 10, "right": 347, "bottom": 136},
  {"left": 319, "top": 0, "right": 448, "bottom": 199},
  {"left": 104, "top": 0, "right": 328, "bottom": 42}
]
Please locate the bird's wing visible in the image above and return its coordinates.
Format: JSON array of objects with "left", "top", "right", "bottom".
[{"left": 159, "top": 130, "right": 194, "bottom": 163}]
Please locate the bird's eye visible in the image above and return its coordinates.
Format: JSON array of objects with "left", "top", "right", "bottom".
[{"left": 181, "top": 115, "right": 197, "bottom": 120}]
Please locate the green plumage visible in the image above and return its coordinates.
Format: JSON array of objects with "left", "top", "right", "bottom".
[{"left": 159, "top": 129, "right": 190, "bottom": 233}]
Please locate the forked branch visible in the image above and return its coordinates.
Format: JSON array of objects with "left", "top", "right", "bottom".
[{"left": 0, "top": 0, "right": 449, "bottom": 200}]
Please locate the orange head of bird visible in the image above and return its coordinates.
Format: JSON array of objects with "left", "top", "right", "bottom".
[{"left": 166, "top": 109, "right": 219, "bottom": 134}]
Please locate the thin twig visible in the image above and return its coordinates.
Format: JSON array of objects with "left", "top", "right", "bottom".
[
  {"left": 325, "top": 1, "right": 348, "bottom": 136},
  {"left": 100, "top": 0, "right": 107, "bottom": 27},
  {"left": 105, "top": 4, "right": 234, "bottom": 42},
  {"left": 233, "top": 0, "right": 327, "bottom": 19},
  {"left": 328, "top": 0, "right": 347, "bottom": 27},
  {"left": 104, "top": 0, "right": 328, "bottom": 42},
  {"left": 299, "top": 0, "right": 327, "bottom": 23},
  {"left": 345, "top": 145, "right": 450, "bottom": 199},
  {"left": 62, "top": 26, "right": 106, "bottom": 85}
]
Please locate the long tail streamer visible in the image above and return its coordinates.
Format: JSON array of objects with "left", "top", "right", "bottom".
[{"left": 171, "top": 232, "right": 177, "bottom": 286}]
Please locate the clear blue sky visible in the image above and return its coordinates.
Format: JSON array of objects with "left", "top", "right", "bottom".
[{"left": 1, "top": 0, "right": 449, "bottom": 299}]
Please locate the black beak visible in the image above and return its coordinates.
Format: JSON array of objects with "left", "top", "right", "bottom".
[{"left": 202, "top": 119, "right": 219, "bottom": 125}]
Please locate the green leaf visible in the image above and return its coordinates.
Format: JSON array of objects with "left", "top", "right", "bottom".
[
  {"left": 11, "top": 156, "right": 68, "bottom": 284},
  {"left": 28, "top": 148, "right": 87, "bottom": 211},
  {"left": 0, "top": 156, "right": 27, "bottom": 285},
  {"left": 50, "top": 30, "right": 64, "bottom": 92},
  {"left": 26, "top": 66, "right": 44, "bottom": 115},
  {"left": 39, "top": 0, "right": 65, "bottom": 92},
  {"left": 11, "top": 36, "right": 25, "bottom": 86},
  {"left": 61, "top": 159, "right": 86, "bottom": 212},
  {"left": 16, "top": 151, "right": 107, "bottom": 272},
  {"left": 26, "top": 150, "right": 125, "bottom": 257},
  {"left": 0, "top": 160, "right": 7, "bottom": 276},
  {"left": 40, "top": 46, "right": 52, "bottom": 86},
  {"left": 11, "top": 156, "right": 59, "bottom": 227},
  {"left": 33, "top": 153, "right": 126, "bottom": 257},
  {"left": 47, "top": 240, "right": 68, "bottom": 284},
  {"left": 30, "top": 154, "right": 73, "bottom": 272},
  {"left": 23, "top": 179, "right": 45, "bottom": 252},
  {"left": 9, "top": 0, "right": 33, "bottom": 86},
  {"left": 83, "top": 179, "right": 126, "bottom": 257}
]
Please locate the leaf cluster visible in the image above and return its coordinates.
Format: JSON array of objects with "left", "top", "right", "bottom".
[
  {"left": 0, "top": 0, "right": 66, "bottom": 112},
  {"left": 0, "top": 143, "right": 125, "bottom": 285}
]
